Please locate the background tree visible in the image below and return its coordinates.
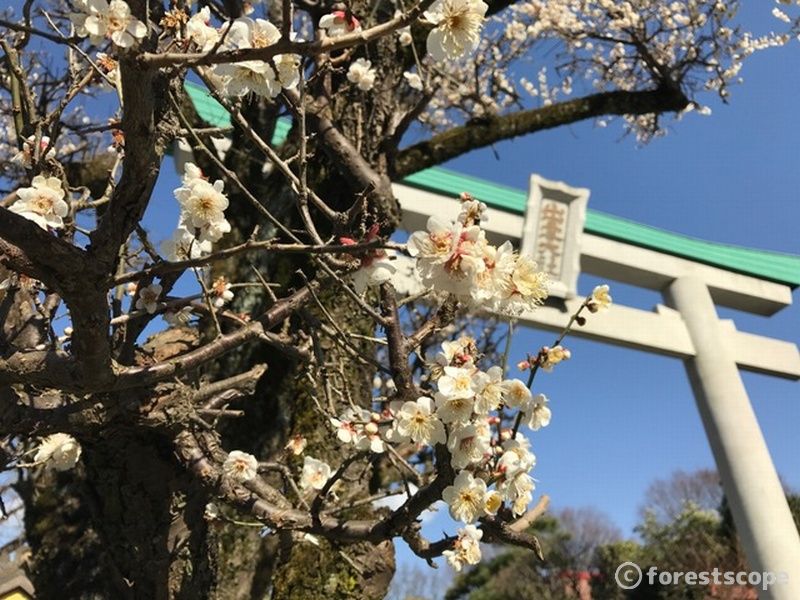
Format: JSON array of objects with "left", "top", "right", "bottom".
[
  {"left": 450, "top": 469, "right": 800, "bottom": 600},
  {"left": 0, "top": 1, "right": 790, "bottom": 599}
]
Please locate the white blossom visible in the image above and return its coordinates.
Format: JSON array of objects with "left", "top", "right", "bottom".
[
  {"left": 161, "top": 227, "right": 213, "bottom": 261},
  {"left": 499, "top": 436, "right": 536, "bottom": 476},
  {"left": 72, "top": 0, "right": 148, "bottom": 48},
  {"left": 587, "top": 283, "right": 612, "bottom": 312},
  {"left": 395, "top": 397, "right": 447, "bottom": 446},
  {"left": 424, "top": 0, "right": 488, "bottom": 61},
  {"left": 347, "top": 58, "right": 377, "bottom": 91},
  {"left": 540, "top": 345, "right": 570, "bottom": 372},
  {"left": 214, "top": 18, "right": 298, "bottom": 98},
  {"left": 501, "top": 378, "right": 531, "bottom": 408},
  {"left": 170, "top": 163, "right": 231, "bottom": 243},
  {"left": 351, "top": 255, "right": 396, "bottom": 294},
  {"left": 34, "top": 433, "right": 82, "bottom": 471},
  {"left": 300, "top": 456, "right": 331, "bottom": 490},
  {"left": 135, "top": 283, "right": 162, "bottom": 314},
  {"left": 524, "top": 393, "right": 551, "bottom": 430},
  {"left": 210, "top": 276, "right": 235, "bottom": 308},
  {"left": 403, "top": 71, "right": 424, "bottom": 91},
  {"left": 484, "top": 490, "right": 502, "bottom": 515},
  {"left": 473, "top": 366, "right": 504, "bottom": 413},
  {"left": 437, "top": 366, "right": 478, "bottom": 400},
  {"left": 186, "top": 7, "right": 219, "bottom": 50},
  {"left": 285, "top": 435, "right": 307, "bottom": 456},
  {"left": 448, "top": 423, "right": 490, "bottom": 469},
  {"left": 442, "top": 470, "right": 487, "bottom": 523},
  {"left": 398, "top": 28, "right": 413, "bottom": 46},
  {"left": 10, "top": 175, "right": 68, "bottom": 230},
  {"left": 443, "top": 524, "right": 483, "bottom": 571},
  {"left": 223, "top": 450, "right": 259, "bottom": 482}
]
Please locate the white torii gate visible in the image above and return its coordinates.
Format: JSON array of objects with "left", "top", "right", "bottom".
[{"left": 396, "top": 175, "right": 800, "bottom": 599}]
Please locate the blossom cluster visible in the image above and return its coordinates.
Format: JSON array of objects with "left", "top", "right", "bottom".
[
  {"left": 407, "top": 200, "right": 549, "bottom": 314},
  {"left": 217, "top": 273, "right": 611, "bottom": 569},
  {"left": 164, "top": 162, "right": 231, "bottom": 262},
  {"left": 9, "top": 175, "right": 68, "bottom": 231},
  {"left": 212, "top": 18, "right": 300, "bottom": 99},
  {"left": 419, "top": 0, "right": 787, "bottom": 140},
  {"left": 70, "top": 0, "right": 148, "bottom": 49}
]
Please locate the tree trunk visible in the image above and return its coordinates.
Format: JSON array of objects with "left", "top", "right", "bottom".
[{"left": 20, "top": 2, "right": 410, "bottom": 596}]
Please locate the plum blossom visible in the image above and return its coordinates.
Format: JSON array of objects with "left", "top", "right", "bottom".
[
  {"left": 443, "top": 524, "right": 483, "bottom": 571},
  {"left": 496, "top": 255, "right": 549, "bottom": 314},
  {"left": 587, "top": 283, "right": 612, "bottom": 312},
  {"left": 223, "top": 450, "right": 259, "bottom": 482},
  {"left": 398, "top": 27, "right": 413, "bottom": 46},
  {"left": 435, "top": 366, "right": 480, "bottom": 423},
  {"left": 300, "top": 456, "right": 331, "bottom": 490},
  {"left": 403, "top": 71, "right": 424, "bottom": 91},
  {"left": 501, "top": 378, "right": 531, "bottom": 408},
  {"left": 10, "top": 176, "right": 68, "bottom": 230},
  {"left": 448, "top": 423, "right": 491, "bottom": 469},
  {"left": 499, "top": 436, "right": 536, "bottom": 476},
  {"left": 347, "top": 58, "right": 377, "bottom": 91},
  {"left": 484, "top": 490, "right": 502, "bottom": 515},
  {"left": 319, "top": 11, "right": 361, "bottom": 37},
  {"left": 186, "top": 7, "right": 219, "bottom": 50},
  {"left": 436, "top": 336, "right": 478, "bottom": 370},
  {"left": 442, "top": 471, "right": 487, "bottom": 523},
  {"left": 435, "top": 392, "right": 474, "bottom": 424},
  {"left": 473, "top": 366, "right": 504, "bottom": 413},
  {"left": 437, "top": 366, "right": 478, "bottom": 400},
  {"left": 161, "top": 227, "right": 213, "bottom": 261},
  {"left": 408, "top": 212, "right": 548, "bottom": 312},
  {"left": 540, "top": 345, "right": 570, "bottom": 372},
  {"left": 341, "top": 224, "right": 396, "bottom": 293},
  {"left": 331, "top": 409, "right": 385, "bottom": 453},
  {"left": 395, "top": 397, "right": 446, "bottom": 446},
  {"left": 351, "top": 256, "right": 395, "bottom": 293},
  {"left": 135, "top": 283, "right": 162, "bottom": 314},
  {"left": 34, "top": 433, "right": 82, "bottom": 471},
  {"left": 407, "top": 216, "right": 486, "bottom": 296},
  {"left": 524, "top": 393, "right": 551, "bottom": 430},
  {"left": 214, "top": 18, "right": 299, "bottom": 98},
  {"left": 210, "top": 276, "right": 234, "bottom": 308},
  {"left": 285, "top": 435, "right": 307, "bottom": 456},
  {"left": 174, "top": 163, "right": 231, "bottom": 243},
  {"left": 71, "top": 0, "right": 148, "bottom": 48},
  {"left": 499, "top": 470, "right": 535, "bottom": 516},
  {"left": 424, "top": 0, "right": 488, "bottom": 61}
]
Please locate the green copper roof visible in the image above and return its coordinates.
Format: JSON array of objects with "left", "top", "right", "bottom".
[{"left": 185, "top": 83, "right": 800, "bottom": 288}]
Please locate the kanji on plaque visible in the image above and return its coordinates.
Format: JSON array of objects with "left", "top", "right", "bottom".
[{"left": 520, "top": 175, "right": 589, "bottom": 300}]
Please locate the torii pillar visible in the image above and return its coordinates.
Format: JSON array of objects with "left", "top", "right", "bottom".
[{"left": 665, "top": 277, "right": 800, "bottom": 597}]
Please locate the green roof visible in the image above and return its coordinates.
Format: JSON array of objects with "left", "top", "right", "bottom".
[{"left": 185, "top": 83, "right": 800, "bottom": 288}]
